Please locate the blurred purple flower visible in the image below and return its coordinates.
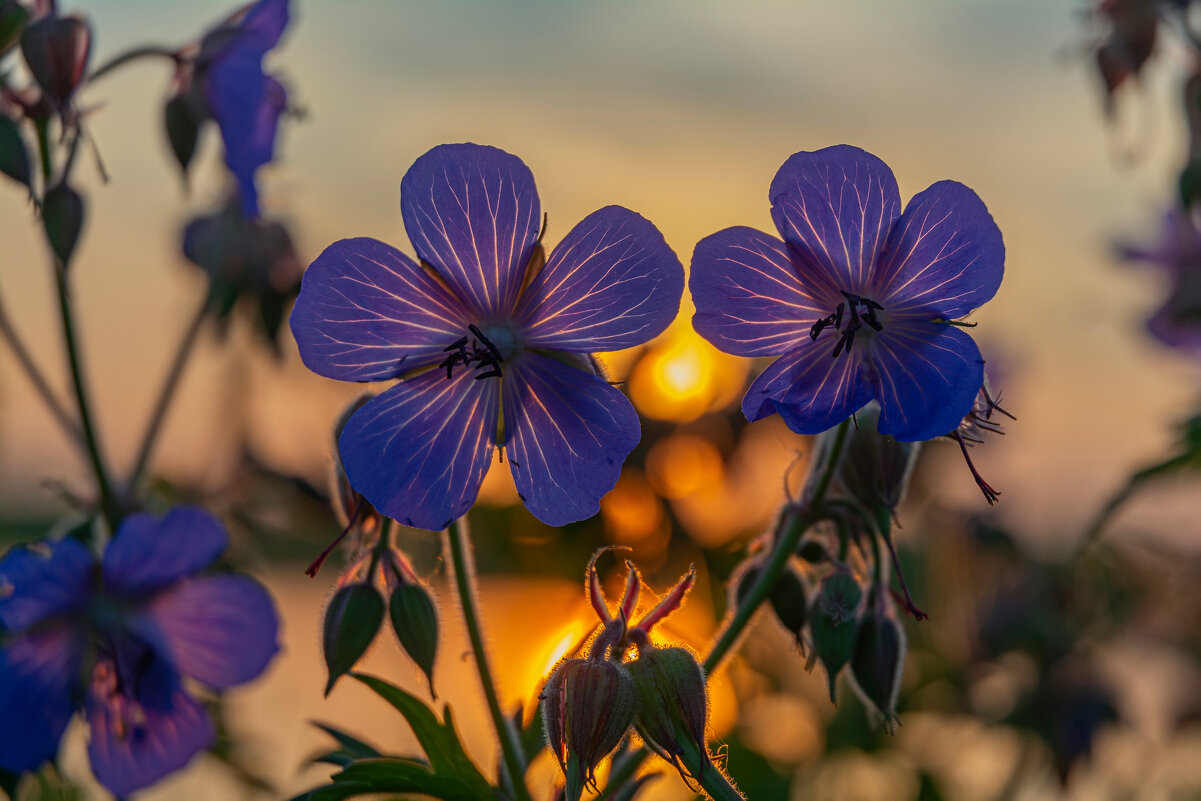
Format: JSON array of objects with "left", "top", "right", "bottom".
[
  {"left": 290, "top": 143, "right": 683, "bottom": 529},
  {"left": 185, "top": 0, "right": 290, "bottom": 218},
  {"left": 0, "top": 508, "right": 279, "bottom": 796},
  {"left": 1120, "top": 209, "right": 1201, "bottom": 352},
  {"left": 691, "top": 145, "right": 1005, "bottom": 441}
]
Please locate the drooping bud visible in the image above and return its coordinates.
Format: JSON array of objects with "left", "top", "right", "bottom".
[
  {"left": 733, "top": 563, "right": 808, "bottom": 646},
  {"left": 42, "top": 182, "right": 85, "bottom": 268},
  {"left": 19, "top": 13, "right": 91, "bottom": 112},
  {"left": 163, "top": 92, "right": 202, "bottom": 176},
  {"left": 540, "top": 658, "right": 638, "bottom": 801},
  {"left": 809, "top": 569, "right": 863, "bottom": 701},
  {"left": 322, "top": 583, "right": 384, "bottom": 696},
  {"left": 627, "top": 646, "right": 710, "bottom": 780},
  {"left": 836, "top": 403, "right": 920, "bottom": 514},
  {"left": 0, "top": 111, "right": 31, "bottom": 190},
  {"left": 388, "top": 581, "right": 439, "bottom": 697},
  {"left": 849, "top": 596, "right": 906, "bottom": 726}
]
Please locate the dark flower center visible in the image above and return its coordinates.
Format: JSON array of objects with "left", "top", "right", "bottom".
[
  {"left": 809, "top": 291, "right": 884, "bottom": 357},
  {"left": 439, "top": 324, "right": 507, "bottom": 380}
]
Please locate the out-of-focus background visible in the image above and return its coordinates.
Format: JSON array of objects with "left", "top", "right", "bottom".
[{"left": 2, "top": 1, "right": 1200, "bottom": 800}]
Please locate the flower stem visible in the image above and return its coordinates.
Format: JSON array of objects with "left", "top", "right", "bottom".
[
  {"left": 0, "top": 288, "right": 82, "bottom": 446},
  {"left": 86, "top": 46, "right": 179, "bottom": 85},
  {"left": 702, "top": 417, "right": 850, "bottom": 675},
  {"left": 444, "top": 517, "right": 532, "bottom": 801},
  {"left": 127, "top": 295, "right": 209, "bottom": 487},
  {"left": 53, "top": 263, "right": 121, "bottom": 529}
]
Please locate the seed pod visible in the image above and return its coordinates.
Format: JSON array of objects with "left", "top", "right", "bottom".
[
  {"left": 19, "top": 14, "right": 91, "bottom": 111},
  {"left": 809, "top": 569, "right": 863, "bottom": 701},
  {"left": 627, "top": 646, "right": 709, "bottom": 778},
  {"left": 389, "top": 582, "right": 439, "bottom": 696},
  {"left": 322, "top": 583, "right": 384, "bottom": 696},
  {"left": 540, "top": 658, "right": 637, "bottom": 801},
  {"left": 849, "top": 599, "right": 906, "bottom": 724}
]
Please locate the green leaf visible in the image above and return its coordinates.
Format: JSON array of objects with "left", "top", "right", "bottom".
[
  {"left": 351, "top": 673, "right": 493, "bottom": 799},
  {"left": 518, "top": 702, "right": 546, "bottom": 765},
  {"left": 334, "top": 757, "right": 494, "bottom": 801},
  {"left": 0, "top": 113, "right": 30, "bottom": 190},
  {"left": 0, "top": 1, "right": 30, "bottom": 55},
  {"left": 322, "top": 584, "right": 384, "bottom": 696},
  {"left": 311, "top": 722, "right": 382, "bottom": 760}
]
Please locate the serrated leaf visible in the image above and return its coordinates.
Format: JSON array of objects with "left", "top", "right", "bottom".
[
  {"left": 334, "top": 757, "right": 493, "bottom": 801},
  {"left": 311, "top": 722, "right": 382, "bottom": 760},
  {"left": 350, "top": 673, "right": 493, "bottom": 799}
]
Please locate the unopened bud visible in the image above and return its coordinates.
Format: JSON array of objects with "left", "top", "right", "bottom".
[
  {"left": 164, "top": 93, "right": 202, "bottom": 175},
  {"left": 627, "top": 646, "right": 709, "bottom": 778},
  {"left": 734, "top": 563, "right": 808, "bottom": 646},
  {"left": 540, "top": 658, "right": 637, "bottom": 801},
  {"left": 389, "top": 582, "right": 439, "bottom": 697},
  {"left": 20, "top": 13, "right": 91, "bottom": 111},
  {"left": 809, "top": 569, "right": 863, "bottom": 701},
  {"left": 42, "top": 182, "right": 85, "bottom": 268},
  {"left": 849, "top": 598, "right": 906, "bottom": 726},
  {"left": 322, "top": 583, "right": 384, "bottom": 696},
  {"left": 836, "top": 404, "right": 919, "bottom": 513}
]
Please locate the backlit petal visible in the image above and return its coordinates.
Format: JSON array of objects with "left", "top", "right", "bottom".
[
  {"left": 516, "top": 206, "right": 683, "bottom": 351},
  {"left": 867, "top": 319, "right": 984, "bottom": 441},
  {"left": 769, "top": 145, "right": 901, "bottom": 293},
  {"left": 290, "top": 237, "right": 470, "bottom": 381},
  {"left": 339, "top": 368, "right": 498, "bottom": 531},
  {"left": 0, "top": 626, "right": 83, "bottom": 771},
  {"left": 0, "top": 538, "right": 93, "bottom": 630},
  {"left": 129, "top": 574, "right": 279, "bottom": 690},
  {"left": 102, "top": 507, "right": 227, "bottom": 597},
  {"left": 872, "top": 181, "right": 1004, "bottom": 317},
  {"left": 502, "top": 353, "right": 639, "bottom": 526},
  {"left": 742, "top": 341, "right": 872, "bottom": 435},
  {"left": 401, "top": 143, "right": 541, "bottom": 318},
  {"left": 691, "top": 226, "right": 828, "bottom": 356},
  {"left": 87, "top": 658, "right": 214, "bottom": 798}
]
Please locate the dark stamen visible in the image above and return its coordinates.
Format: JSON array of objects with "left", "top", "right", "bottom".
[
  {"left": 811, "top": 292, "right": 886, "bottom": 358},
  {"left": 441, "top": 328, "right": 506, "bottom": 381}
]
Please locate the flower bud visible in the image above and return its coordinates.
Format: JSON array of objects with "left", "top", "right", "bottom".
[
  {"left": 734, "top": 563, "right": 808, "bottom": 646},
  {"left": 19, "top": 13, "right": 91, "bottom": 112},
  {"left": 42, "top": 181, "right": 85, "bottom": 268},
  {"left": 322, "top": 582, "right": 384, "bottom": 696},
  {"left": 389, "top": 582, "right": 439, "bottom": 696},
  {"left": 163, "top": 92, "right": 202, "bottom": 176},
  {"left": 627, "top": 646, "right": 709, "bottom": 778},
  {"left": 540, "top": 658, "right": 637, "bottom": 800},
  {"left": 849, "top": 598, "right": 906, "bottom": 725},
  {"left": 836, "top": 403, "right": 920, "bottom": 513},
  {"left": 809, "top": 569, "right": 863, "bottom": 701}
]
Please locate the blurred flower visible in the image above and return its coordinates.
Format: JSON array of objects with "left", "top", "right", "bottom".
[
  {"left": 291, "top": 143, "right": 683, "bottom": 529},
  {"left": 691, "top": 144, "right": 1004, "bottom": 441},
  {"left": 183, "top": 195, "right": 302, "bottom": 353},
  {"left": 1120, "top": 208, "right": 1201, "bottom": 352},
  {"left": 0, "top": 508, "right": 279, "bottom": 796},
  {"left": 169, "top": 0, "right": 290, "bottom": 217},
  {"left": 18, "top": 9, "right": 90, "bottom": 119},
  {"left": 1091, "top": 0, "right": 1159, "bottom": 114}
]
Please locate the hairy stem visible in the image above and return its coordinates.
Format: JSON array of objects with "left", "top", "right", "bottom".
[
  {"left": 702, "top": 418, "right": 850, "bottom": 674},
  {"left": 127, "top": 296, "right": 209, "bottom": 487},
  {"left": 445, "top": 518, "right": 532, "bottom": 801}
]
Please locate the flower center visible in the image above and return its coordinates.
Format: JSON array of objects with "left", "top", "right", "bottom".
[
  {"left": 439, "top": 324, "right": 516, "bottom": 380},
  {"left": 809, "top": 291, "right": 884, "bottom": 357}
]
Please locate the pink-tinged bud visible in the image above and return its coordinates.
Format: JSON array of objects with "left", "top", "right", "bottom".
[
  {"left": 627, "top": 646, "right": 710, "bottom": 779},
  {"left": 809, "top": 569, "right": 863, "bottom": 701},
  {"left": 849, "top": 597, "right": 906, "bottom": 727},
  {"left": 19, "top": 13, "right": 91, "bottom": 112},
  {"left": 540, "top": 658, "right": 637, "bottom": 800}
]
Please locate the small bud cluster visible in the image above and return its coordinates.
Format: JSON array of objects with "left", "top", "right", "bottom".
[
  {"left": 318, "top": 396, "right": 440, "bottom": 696},
  {"left": 539, "top": 549, "right": 715, "bottom": 801}
]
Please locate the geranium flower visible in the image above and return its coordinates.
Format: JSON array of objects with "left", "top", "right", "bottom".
[
  {"left": 1119, "top": 208, "right": 1201, "bottom": 352},
  {"left": 691, "top": 145, "right": 1004, "bottom": 441},
  {"left": 290, "top": 143, "right": 683, "bottom": 529},
  {"left": 0, "top": 508, "right": 279, "bottom": 796},
  {"left": 168, "top": 0, "right": 290, "bottom": 218}
]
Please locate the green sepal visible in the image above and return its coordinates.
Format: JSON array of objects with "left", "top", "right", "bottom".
[{"left": 809, "top": 570, "right": 863, "bottom": 701}]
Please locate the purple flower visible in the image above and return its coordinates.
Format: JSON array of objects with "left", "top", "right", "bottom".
[
  {"left": 1119, "top": 209, "right": 1201, "bottom": 352},
  {"left": 0, "top": 508, "right": 279, "bottom": 796},
  {"left": 691, "top": 145, "right": 1005, "bottom": 441},
  {"left": 193, "top": 0, "right": 290, "bottom": 218},
  {"left": 290, "top": 143, "right": 683, "bottom": 530}
]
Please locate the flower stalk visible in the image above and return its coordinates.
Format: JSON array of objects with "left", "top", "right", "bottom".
[{"left": 444, "top": 517, "right": 532, "bottom": 801}]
